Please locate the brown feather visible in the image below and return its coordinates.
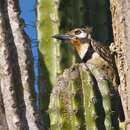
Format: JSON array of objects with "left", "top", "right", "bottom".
[{"left": 91, "top": 39, "right": 120, "bottom": 86}]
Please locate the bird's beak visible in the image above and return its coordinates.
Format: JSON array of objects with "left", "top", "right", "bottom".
[{"left": 52, "top": 34, "right": 71, "bottom": 41}]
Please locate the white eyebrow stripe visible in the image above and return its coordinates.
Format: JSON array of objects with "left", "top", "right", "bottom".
[{"left": 76, "top": 31, "right": 87, "bottom": 38}]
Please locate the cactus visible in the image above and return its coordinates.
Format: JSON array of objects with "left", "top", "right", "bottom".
[
  {"left": 37, "top": 0, "right": 61, "bottom": 87},
  {"left": 37, "top": 0, "right": 61, "bottom": 128},
  {"left": 49, "top": 63, "right": 120, "bottom": 130},
  {"left": 89, "top": 64, "right": 122, "bottom": 130},
  {"left": 49, "top": 64, "right": 85, "bottom": 130},
  {"left": 37, "top": 0, "right": 88, "bottom": 128},
  {"left": 79, "top": 64, "right": 98, "bottom": 130},
  {"left": 88, "top": 64, "right": 113, "bottom": 130}
]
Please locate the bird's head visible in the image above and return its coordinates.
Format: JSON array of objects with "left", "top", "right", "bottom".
[{"left": 52, "top": 27, "right": 93, "bottom": 59}]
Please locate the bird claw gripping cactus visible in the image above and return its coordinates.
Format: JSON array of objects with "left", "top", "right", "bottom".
[{"left": 49, "top": 63, "right": 123, "bottom": 130}]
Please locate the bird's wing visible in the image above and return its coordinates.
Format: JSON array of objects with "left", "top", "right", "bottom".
[
  {"left": 91, "top": 39, "right": 114, "bottom": 68},
  {"left": 91, "top": 39, "right": 120, "bottom": 86}
]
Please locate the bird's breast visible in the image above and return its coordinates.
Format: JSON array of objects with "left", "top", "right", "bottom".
[
  {"left": 87, "top": 52, "right": 115, "bottom": 83},
  {"left": 72, "top": 41, "right": 90, "bottom": 60}
]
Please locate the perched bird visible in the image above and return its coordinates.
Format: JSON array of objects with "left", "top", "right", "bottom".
[
  {"left": 52, "top": 27, "right": 125, "bottom": 122},
  {"left": 52, "top": 27, "right": 120, "bottom": 87}
]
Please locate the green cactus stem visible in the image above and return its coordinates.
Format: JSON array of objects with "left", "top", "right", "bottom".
[
  {"left": 79, "top": 64, "right": 98, "bottom": 130},
  {"left": 88, "top": 64, "right": 117, "bottom": 130},
  {"left": 37, "top": 0, "right": 61, "bottom": 87},
  {"left": 49, "top": 65, "right": 84, "bottom": 130},
  {"left": 37, "top": 0, "right": 61, "bottom": 128}
]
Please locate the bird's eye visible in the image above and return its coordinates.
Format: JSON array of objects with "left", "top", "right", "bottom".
[
  {"left": 75, "top": 30, "right": 81, "bottom": 35},
  {"left": 74, "top": 29, "right": 87, "bottom": 38}
]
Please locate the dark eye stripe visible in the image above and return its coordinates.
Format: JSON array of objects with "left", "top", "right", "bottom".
[{"left": 75, "top": 30, "right": 81, "bottom": 35}]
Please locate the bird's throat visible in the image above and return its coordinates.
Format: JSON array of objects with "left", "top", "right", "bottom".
[{"left": 76, "top": 43, "right": 91, "bottom": 60}]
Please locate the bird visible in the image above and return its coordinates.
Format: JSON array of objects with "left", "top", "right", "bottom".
[
  {"left": 52, "top": 27, "right": 125, "bottom": 123},
  {"left": 52, "top": 27, "right": 120, "bottom": 88}
]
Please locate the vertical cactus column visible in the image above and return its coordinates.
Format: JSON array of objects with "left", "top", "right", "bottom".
[
  {"left": 37, "top": 0, "right": 61, "bottom": 129},
  {"left": 68, "top": 80, "right": 85, "bottom": 130},
  {"left": 88, "top": 65, "right": 113, "bottom": 130},
  {"left": 37, "top": 0, "right": 60, "bottom": 87},
  {"left": 79, "top": 65, "right": 97, "bottom": 130}
]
